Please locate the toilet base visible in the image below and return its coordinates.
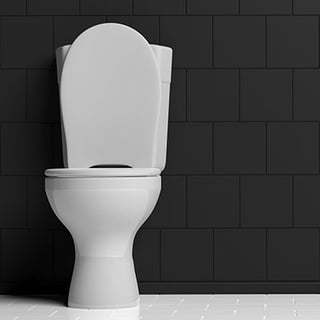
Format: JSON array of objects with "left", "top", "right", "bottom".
[{"left": 68, "top": 255, "right": 139, "bottom": 309}]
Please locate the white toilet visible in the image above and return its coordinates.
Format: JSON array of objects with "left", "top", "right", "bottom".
[{"left": 45, "top": 23, "right": 172, "bottom": 309}]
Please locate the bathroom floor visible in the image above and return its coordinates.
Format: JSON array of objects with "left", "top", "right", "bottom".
[{"left": 1, "top": 294, "right": 320, "bottom": 319}]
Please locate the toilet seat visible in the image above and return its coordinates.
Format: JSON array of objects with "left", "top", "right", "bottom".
[{"left": 45, "top": 167, "right": 160, "bottom": 178}]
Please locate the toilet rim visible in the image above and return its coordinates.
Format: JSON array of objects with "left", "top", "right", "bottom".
[{"left": 45, "top": 168, "right": 160, "bottom": 178}]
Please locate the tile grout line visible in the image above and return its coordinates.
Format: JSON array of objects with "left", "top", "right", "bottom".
[
  {"left": 238, "top": 69, "right": 241, "bottom": 120},
  {"left": 238, "top": 176, "right": 241, "bottom": 228},
  {"left": 265, "top": 16, "right": 267, "bottom": 68},
  {"left": 185, "top": 176, "right": 188, "bottom": 227},
  {"left": 212, "top": 15, "right": 214, "bottom": 68},
  {"left": 212, "top": 122, "right": 214, "bottom": 174},
  {"left": 265, "top": 229, "right": 268, "bottom": 281},
  {"left": 292, "top": 176, "right": 295, "bottom": 227},
  {"left": 265, "top": 122, "right": 268, "bottom": 174},
  {"left": 212, "top": 228, "right": 215, "bottom": 281},
  {"left": 292, "top": 68, "right": 294, "bottom": 120},
  {"left": 52, "top": 230, "right": 55, "bottom": 282},
  {"left": 159, "top": 229, "right": 162, "bottom": 281},
  {"left": 25, "top": 176, "right": 28, "bottom": 227}
]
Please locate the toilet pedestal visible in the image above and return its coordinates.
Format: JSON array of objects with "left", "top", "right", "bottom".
[{"left": 68, "top": 253, "right": 139, "bottom": 309}]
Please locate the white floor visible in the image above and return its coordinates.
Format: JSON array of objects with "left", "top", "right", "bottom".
[{"left": 1, "top": 294, "right": 320, "bottom": 319}]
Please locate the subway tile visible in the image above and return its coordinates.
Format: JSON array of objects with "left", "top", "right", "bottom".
[
  {"left": 187, "top": 70, "right": 238, "bottom": 121},
  {"left": 164, "top": 123, "right": 213, "bottom": 175},
  {"left": 1, "top": 230, "right": 53, "bottom": 282},
  {"left": 188, "top": 176, "right": 239, "bottom": 227},
  {"left": 162, "top": 229, "right": 213, "bottom": 281},
  {"left": 214, "top": 17, "right": 265, "bottom": 68},
  {"left": 240, "top": 69, "right": 292, "bottom": 121},
  {"left": 294, "top": 0, "right": 320, "bottom": 14},
  {"left": 54, "top": 16, "right": 106, "bottom": 49},
  {"left": 1, "top": 124, "right": 53, "bottom": 175},
  {"left": 214, "top": 123, "right": 266, "bottom": 174},
  {"left": 241, "top": 176, "right": 292, "bottom": 227},
  {"left": 187, "top": 0, "right": 238, "bottom": 15},
  {"left": 0, "top": 0, "right": 26, "bottom": 14},
  {"left": 214, "top": 229, "right": 266, "bottom": 281},
  {"left": 144, "top": 176, "right": 186, "bottom": 227},
  {"left": 0, "top": 177, "right": 27, "bottom": 228},
  {"left": 268, "top": 229, "right": 319, "bottom": 281},
  {"left": 267, "top": 17, "right": 318, "bottom": 67},
  {"left": 294, "top": 70, "right": 320, "bottom": 120},
  {"left": 27, "top": 70, "right": 59, "bottom": 122},
  {"left": 294, "top": 176, "right": 320, "bottom": 227},
  {"left": 134, "top": 0, "right": 185, "bottom": 15},
  {"left": 54, "top": 230, "right": 75, "bottom": 282},
  {"left": 169, "top": 70, "right": 186, "bottom": 121},
  {"left": 267, "top": 123, "right": 319, "bottom": 174},
  {"left": 28, "top": 176, "right": 63, "bottom": 229},
  {"left": 28, "top": 0, "right": 79, "bottom": 15},
  {"left": 134, "top": 229, "right": 160, "bottom": 281},
  {"left": 160, "top": 16, "right": 212, "bottom": 68},
  {"left": 240, "top": 0, "right": 292, "bottom": 14},
  {"left": 108, "top": 16, "right": 159, "bottom": 43},
  {"left": 1, "top": 17, "right": 53, "bottom": 68},
  {"left": 80, "top": 0, "right": 132, "bottom": 15},
  {"left": 0, "top": 70, "right": 26, "bottom": 122}
]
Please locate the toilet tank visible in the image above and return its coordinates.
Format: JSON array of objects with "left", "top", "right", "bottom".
[{"left": 56, "top": 26, "right": 172, "bottom": 171}]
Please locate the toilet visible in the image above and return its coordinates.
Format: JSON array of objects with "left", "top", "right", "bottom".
[{"left": 45, "top": 23, "right": 172, "bottom": 309}]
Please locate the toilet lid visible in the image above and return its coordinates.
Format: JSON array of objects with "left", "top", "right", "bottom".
[
  {"left": 45, "top": 168, "right": 160, "bottom": 178},
  {"left": 60, "top": 23, "right": 161, "bottom": 168}
]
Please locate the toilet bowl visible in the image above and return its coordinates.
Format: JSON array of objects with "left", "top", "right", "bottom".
[{"left": 45, "top": 23, "right": 172, "bottom": 309}]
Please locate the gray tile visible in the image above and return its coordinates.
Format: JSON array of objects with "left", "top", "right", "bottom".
[
  {"left": 80, "top": 0, "right": 132, "bottom": 14},
  {"left": 28, "top": 176, "right": 63, "bottom": 229},
  {"left": 268, "top": 229, "right": 319, "bottom": 281},
  {"left": 134, "top": 229, "right": 160, "bottom": 281},
  {"left": 187, "top": 70, "right": 239, "bottom": 121},
  {"left": 188, "top": 176, "right": 239, "bottom": 227},
  {"left": 267, "top": 16, "right": 318, "bottom": 67},
  {"left": 0, "top": 70, "right": 26, "bottom": 121},
  {"left": 1, "top": 124, "right": 53, "bottom": 175},
  {"left": 294, "top": 0, "right": 320, "bottom": 14},
  {"left": 160, "top": 16, "right": 212, "bottom": 68},
  {"left": 162, "top": 229, "right": 213, "bottom": 281},
  {"left": 241, "top": 0, "right": 292, "bottom": 14},
  {"left": 214, "top": 123, "right": 266, "bottom": 174},
  {"left": 0, "top": 0, "right": 26, "bottom": 14},
  {"left": 0, "top": 177, "right": 27, "bottom": 228},
  {"left": 294, "top": 69, "right": 320, "bottom": 120},
  {"left": 294, "top": 176, "right": 320, "bottom": 227},
  {"left": 165, "top": 123, "right": 213, "bottom": 175},
  {"left": 145, "top": 176, "right": 186, "bottom": 227},
  {"left": 214, "top": 16, "right": 265, "bottom": 67},
  {"left": 267, "top": 123, "right": 319, "bottom": 174},
  {"left": 134, "top": 0, "right": 185, "bottom": 14},
  {"left": 169, "top": 70, "right": 186, "bottom": 121},
  {"left": 240, "top": 69, "right": 292, "bottom": 121},
  {"left": 28, "top": 0, "right": 79, "bottom": 14},
  {"left": 27, "top": 70, "right": 59, "bottom": 122},
  {"left": 2, "top": 230, "right": 53, "bottom": 282},
  {"left": 187, "top": 0, "right": 238, "bottom": 14},
  {"left": 241, "top": 176, "right": 292, "bottom": 227},
  {"left": 1, "top": 17, "right": 52, "bottom": 68},
  {"left": 214, "top": 229, "right": 266, "bottom": 281}
]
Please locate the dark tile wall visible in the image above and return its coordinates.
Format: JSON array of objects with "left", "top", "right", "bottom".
[{"left": 0, "top": 0, "right": 320, "bottom": 295}]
